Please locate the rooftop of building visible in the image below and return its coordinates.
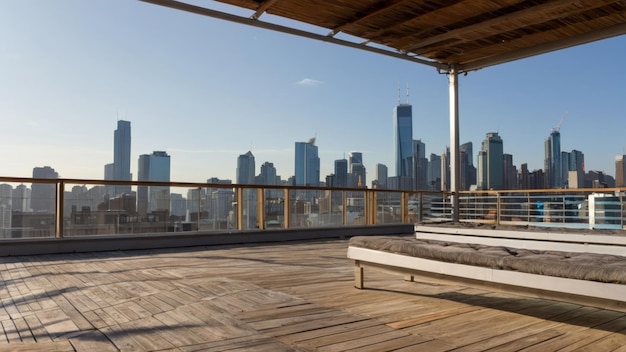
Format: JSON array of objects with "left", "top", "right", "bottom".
[{"left": 2, "top": 235, "right": 626, "bottom": 351}]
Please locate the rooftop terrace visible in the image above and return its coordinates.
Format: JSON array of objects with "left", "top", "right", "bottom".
[{"left": 2, "top": 237, "right": 626, "bottom": 351}]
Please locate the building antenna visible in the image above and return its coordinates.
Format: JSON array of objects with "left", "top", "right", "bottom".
[
  {"left": 406, "top": 83, "right": 410, "bottom": 104},
  {"left": 397, "top": 82, "right": 401, "bottom": 105}
]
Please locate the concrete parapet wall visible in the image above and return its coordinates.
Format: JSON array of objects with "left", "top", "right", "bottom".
[{"left": 0, "top": 224, "right": 414, "bottom": 256}]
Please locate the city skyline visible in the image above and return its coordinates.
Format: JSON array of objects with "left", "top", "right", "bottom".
[{"left": 1, "top": 1, "right": 626, "bottom": 183}]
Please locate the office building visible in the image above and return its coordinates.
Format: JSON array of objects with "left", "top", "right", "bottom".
[
  {"left": 294, "top": 138, "right": 320, "bottom": 187},
  {"left": 137, "top": 151, "right": 171, "bottom": 216},
  {"left": 616, "top": 155, "right": 626, "bottom": 187},
  {"left": 393, "top": 100, "right": 413, "bottom": 180},
  {"left": 459, "top": 142, "right": 476, "bottom": 190},
  {"left": 31, "top": 166, "right": 58, "bottom": 213},
  {"left": 259, "top": 162, "right": 277, "bottom": 186},
  {"left": 236, "top": 151, "right": 256, "bottom": 185},
  {"left": 375, "top": 163, "right": 388, "bottom": 189},
  {"left": 111, "top": 120, "right": 132, "bottom": 195},
  {"left": 478, "top": 132, "right": 504, "bottom": 190},
  {"left": 545, "top": 130, "right": 562, "bottom": 188},
  {"left": 348, "top": 152, "right": 366, "bottom": 188},
  {"left": 334, "top": 159, "right": 348, "bottom": 188},
  {"left": 503, "top": 153, "right": 517, "bottom": 190},
  {"left": 428, "top": 153, "right": 442, "bottom": 190}
]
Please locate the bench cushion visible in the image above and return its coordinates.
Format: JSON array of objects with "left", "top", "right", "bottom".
[{"left": 349, "top": 236, "right": 626, "bottom": 285}]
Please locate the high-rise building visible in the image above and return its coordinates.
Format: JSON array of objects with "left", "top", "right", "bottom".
[
  {"left": 459, "top": 142, "right": 476, "bottom": 190},
  {"left": 503, "top": 153, "right": 517, "bottom": 190},
  {"left": 412, "top": 140, "right": 428, "bottom": 190},
  {"left": 545, "top": 130, "right": 562, "bottom": 188},
  {"left": 107, "top": 120, "right": 132, "bottom": 196},
  {"left": 394, "top": 100, "right": 413, "bottom": 180},
  {"left": 137, "top": 151, "right": 171, "bottom": 216},
  {"left": 478, "top": 132, "right": 504, "bottom": 190},
  {"left": 236, "top": 151, "right": 256, "bottom": 185},
  {"left": 375, "top": 163, "right": 388, "bottom": 189},
  {"left": 31, "top": 166, "right": 58, "bottom": 213},
  {"left": 259, "top": 162, "right": 277, "bottom": 186},
  {"left": 294, "top": 138, "right": 320, "bottom": 186},
  {"left": 348, "top": 152, "right": 366, "bottom": 188},
  {"left": 616, "top": 155, "right": 626, "bottom": 187},
  {"left": 334, "top": 159, "right": 348, "bottom": 188},
  {"left": 12, "top": 184, "right": 31, "bottom": 213},
  {"left": 428, "top": 153, "right": 441, "bottom": 190}
]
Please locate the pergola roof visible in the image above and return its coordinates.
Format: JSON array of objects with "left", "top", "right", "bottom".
[{"left": 142, "top": 0, "right": 626, "bottom": 72}]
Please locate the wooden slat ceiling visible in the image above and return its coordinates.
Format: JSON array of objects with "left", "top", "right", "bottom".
[{"left": 143, "top": 0, "right": 626, "bottom": 72}]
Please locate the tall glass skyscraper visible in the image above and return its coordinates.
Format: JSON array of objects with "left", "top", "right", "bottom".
[
  {"left": 545, "top": 130, "right": 562, "bottom": 188},
  {"left": 334, "top": 159, "right": 348, "bottom": 188},
  {"left": 478, "top": 132, "right": 504, "bottom": 190},
  {"left": 137, "top": 151, "right": 170, "bottom": 215},
  {"left": 112, "top": 120, "right": 132, "bottom": 195},
  {"left": 393, "top": 104, "right": 413, "bottom": 179},
  {"left": 31, "top": 166, "right": 58, "bottom": 213},
  {"left": 294, "top": 139, "right": 320, "bottom": 187},
  {"left": 236, "top": 151, "right": 256, "bottom": 185}
]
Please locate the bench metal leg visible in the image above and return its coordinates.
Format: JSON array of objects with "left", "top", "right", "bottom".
[
  {"left": 404, "top": 274, "right": 415, "bottom": 282},
  {"left": 354, "top": 260, "right": 363, "bottom": 289}
]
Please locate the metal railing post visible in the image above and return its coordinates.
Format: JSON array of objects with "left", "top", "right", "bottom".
[
  {"left": 342, "top": 190, "right": 347, "bottom": 225},
  {"left": 197, "top": 187, "right": 201, "bottom": 231},
  {"left": 55, "top": 180, "right": 65, "bottom": 238},
  {"left": 236, "top": 187, "right": 243, "bottom": 230},
  {"left": 257, "top": 188, "right": 265, "bottom": 229},
  {"left": 283, "top": 188, "right": 290, "bottom": 229},
  {"left": 496, "top": 192, "right": 501, "bottom": 225},
  {"left": 418, "top": 192, "right": 423, "bottom": 224}
]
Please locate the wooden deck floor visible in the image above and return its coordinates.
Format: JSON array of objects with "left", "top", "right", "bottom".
[{"left": 2, "top": 237, "right": 626, "bottom": 351}]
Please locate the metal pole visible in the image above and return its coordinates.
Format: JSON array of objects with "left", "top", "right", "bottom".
[
  {"left": 55, "top": 180, "right": 65, "bottom": 238},
  {"left": 449, "top": 65, "right": 460, "bottom": 222}
]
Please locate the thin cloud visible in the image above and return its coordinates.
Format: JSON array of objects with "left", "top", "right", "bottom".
[{"left": 296, "top": 78, "right": 324, "bottom": 87}]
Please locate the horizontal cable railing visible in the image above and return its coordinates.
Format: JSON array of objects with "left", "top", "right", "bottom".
[{"left": 0, "top": 176, "right": 625, "bottom": 240}]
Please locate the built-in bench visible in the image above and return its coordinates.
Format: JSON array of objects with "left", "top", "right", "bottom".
[{"left": 347, "top": 225, "right": 626, "bottom": 312}]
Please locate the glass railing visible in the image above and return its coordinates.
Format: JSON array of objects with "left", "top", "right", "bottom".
[{"left": 1, "top": 176, "right": 625, "bottom": 239}]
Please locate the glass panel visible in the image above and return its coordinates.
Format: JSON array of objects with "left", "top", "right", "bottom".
[
  {"left": 202, "top": 186, "right": 235, "bottom": 231},
  {"left": 376, "top": 191, "right": 402, "bottom": 224},
  {"left": 264, "top": 188, "right": 284, "bottom": 229},
  {"left": 0, "top": 181, "right": 56, "bottom": 239},
  {"left": 289, "top": 189, "right": 320, "bottom": 228},
  {"left": 346, "top": 191, "right": 365, "bottom": 225}
]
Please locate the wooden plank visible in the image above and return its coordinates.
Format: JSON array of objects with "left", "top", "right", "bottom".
[
  {"left": 0, "top": 340, "right": 74, "bottom": 352},
  {"left": 484, "top": 329, "right": 564, "bottom": 351},
  {"left": 68, "top": 330, "right": 118, "bottom": 351}
]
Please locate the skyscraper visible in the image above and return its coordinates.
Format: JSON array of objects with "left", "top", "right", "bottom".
[
  {"left": 108, "top": 120, "right": 132, "bottom": 196},
  {"left": 459, "top": 142, "right": 476, "bottom": 190},
  {"left": 137, "top": 151, "right": 171, "bottom": 216},
  {"left": 413, "top": 140, "right": 428, "bottom": 189},
  {"left": 503, "top": 153, "right": 517, "bottom": 190},
  {"left": 294, "top": 138, "right": 320, "bottom": 187},
  {"left": 348, "top": 152, "right": 366, "bottom": 188},
  {"left": 236, "top": 151, "right": 256, "bottom": 185},
  {"left": 545, "top": 130, "right": 562, "bottom": 188},
  {"left": 428, "top": 153, "right": 441, "bottom": 190},
  {"left": 31, "top": 166, "right": 58, "bottom": 213},
  {"left": 393, "top": 100, "right": 413, "bottom": 180},
  {"left": 259, "top": 162, "right": 277, "bottom": 186},
  {"left": 334, "top": 159, "right": 348, "bottom": 188},
  {"left": 616, "top": 155, "right": 626, "bottom": 187},
  {"left": 375, "top": 163, "right": 388, "bottom": 189},
  {"left": 478, "top": 132, "right": 504, "bottom": 190}
]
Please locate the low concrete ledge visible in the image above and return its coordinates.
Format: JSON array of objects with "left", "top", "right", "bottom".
[{"left": 0, "top": 223, "right": 414, "bottom": 256}]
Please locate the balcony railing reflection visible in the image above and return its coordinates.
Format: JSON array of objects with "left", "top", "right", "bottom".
[{"left": 0, "top": 176, "right": 625, "bottom": 239}]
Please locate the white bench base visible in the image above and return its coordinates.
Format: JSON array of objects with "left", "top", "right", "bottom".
[{"left": 348, "top": 245, "right": 626, "bottom": 313}]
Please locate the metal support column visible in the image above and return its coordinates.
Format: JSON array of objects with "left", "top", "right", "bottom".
[
  {"left": 449, "top": 65, "right": 460, "bottom": 222},
  {"left": 55, "top": 180, "right": 65, "bottom": 238}
]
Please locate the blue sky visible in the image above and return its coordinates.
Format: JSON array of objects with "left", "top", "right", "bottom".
[{"left": 1, "top": 1, "right": 625, "bottom": 183}]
